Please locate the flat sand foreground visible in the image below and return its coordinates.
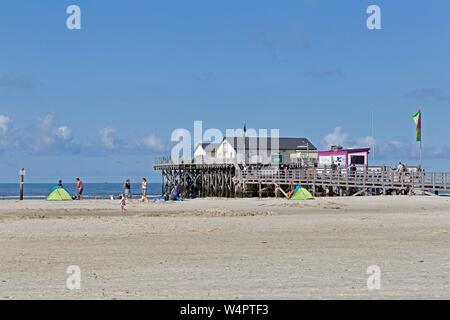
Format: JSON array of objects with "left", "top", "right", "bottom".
[{"left": 1, "top": 196, "right": 450, "bottom": 299}]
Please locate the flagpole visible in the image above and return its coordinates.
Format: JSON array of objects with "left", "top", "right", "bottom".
[
  {"left": 420, "top": 140, "right": 422, "bottom": 169},
  {"left": 418, "top": 108, "right": 422, "bottom": 169},
  {"left": 371, "top": 110, "right": 375, "bottom": 163},
  {"left": 413, "top": 108, "right": 423, "bottom": 170}
]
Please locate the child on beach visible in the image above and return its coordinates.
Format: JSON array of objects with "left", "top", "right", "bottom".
[{"left": 120, "top": 194, "right": 127, "bottom": 213}]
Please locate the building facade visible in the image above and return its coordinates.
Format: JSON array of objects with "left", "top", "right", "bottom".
[
  {"left": 318, "top": 146, "right": 370, "bottom": 168},
  {"left": 194, "top": 137, "right": 317, "bottom": 165}
]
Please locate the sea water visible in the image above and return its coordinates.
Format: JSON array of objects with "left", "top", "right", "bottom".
[{"left": 0, "top": 183, "right": 162, "bottom": 200}]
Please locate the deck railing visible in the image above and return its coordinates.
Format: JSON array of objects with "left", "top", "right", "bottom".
[
  {"left": 237, "top": 168, "right": 450, "bottom": 192},
  {"left": 153, "top": 158, "right": 450, "bottom": 192},
  {"left": 154, "top": 156, "right": 237, "bottom": 166}
]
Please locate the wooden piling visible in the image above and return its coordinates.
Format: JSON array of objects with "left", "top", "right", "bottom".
[{"left": 154, "top": 161, "right": 450, "bottom": 198}]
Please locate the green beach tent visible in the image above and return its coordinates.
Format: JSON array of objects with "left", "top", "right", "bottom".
[
  {"left": 290, "top": 186, "right": 314, "bottom": 200},
  {"left": 47, "top": 187, "right": 73, "bottom": 201}
]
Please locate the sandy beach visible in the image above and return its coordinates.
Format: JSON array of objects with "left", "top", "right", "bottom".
[{"left": 1, "top": 196, "right": 450, "bottom": 299}]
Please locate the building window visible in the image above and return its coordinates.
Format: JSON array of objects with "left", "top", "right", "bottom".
[{"left": 350, "top": 155, "right": 365, "bottom": 165}]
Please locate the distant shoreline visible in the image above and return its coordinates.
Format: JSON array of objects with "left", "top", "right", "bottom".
[
  {"left": 0, "top": 182, "right": 448, "bottom": 199},
  {"left": 0, "top": 182, "right": 163, "bottom": 199}
]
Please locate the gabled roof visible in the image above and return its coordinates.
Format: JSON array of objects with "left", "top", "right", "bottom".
[
  {"left": 195, "top": 142, "right": 221, "bottom": 152},
  {"left": 224, "top": 137, "right": 316, "bottom": 151}
]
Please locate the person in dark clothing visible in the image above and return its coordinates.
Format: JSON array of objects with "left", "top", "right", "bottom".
[
  {"left": 331, "top": 163, "right": 337, "bottom": 171},
  {"left": 349, "top": 164, "right": 357, "bottom": 178},
  {"left": 124, "top": 179, "right": 132, "bottom": 199}
]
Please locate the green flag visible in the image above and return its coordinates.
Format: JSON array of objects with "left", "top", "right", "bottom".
[{"left": 412, "top": 110, "right": 421, "bottom": 142}]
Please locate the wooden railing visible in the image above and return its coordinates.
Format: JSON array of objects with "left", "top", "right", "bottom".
[
  {"left": 236, "top": 168, "right": 450, "bottom": 192},
  {"left": 153, "top": 159, "right": 450, "bottom": 193}
]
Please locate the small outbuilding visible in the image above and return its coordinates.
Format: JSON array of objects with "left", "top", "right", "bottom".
[{"left": 318, "top": 145, "right": 370, "bottom": 168}]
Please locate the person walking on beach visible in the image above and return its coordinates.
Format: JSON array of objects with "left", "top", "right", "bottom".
[
  {"left": 141, "top": 178, "right": 148, "bottom": 202},
  {"left": 120, "top": 194, "right": 127, "bottom": 213},
  {"left": 76, "top": 178, "right": 84, "bottom": 200},
  {"left": 57, "top": 180, "right": 63, "bottom": 188},
  {"left": 124, "top": 179, "right": 132, "bottom": 199}
]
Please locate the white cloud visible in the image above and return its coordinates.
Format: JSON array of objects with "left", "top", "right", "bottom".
[
  {"left": 2, "top": 115, "right": 165, "bottom": 156},
  {"left": 98, "top": 127, "right": 165, "bottom": 154},
  {"left": 322, "top": 127, "right": 349, "bottom": 149},
  {"left": 323, "top": 127, "right": 376, "bottom": 150},
  {"left": 55, "top": 126, "right": 72, "bottom": 141},
  {"left": 25, "top": 114, "right": 78, "bottom": 154},
  {"left": 0, "top": 113, "right": 79, "bottom": 155},
  {"left": 98, "top": 127, "right": 117, "bottom": 149},
  {"left": 322, "top": 126, "right": 450, "bottom": 160},
  {"left": 354, "top": 136, "right": 376, "bottom": 149},
  {"left": 25, "top": 117, "right": 78, "bottom": 154},
  {"left": 381, "top": 140, "right": 446, "bottom": 159},
  {"left": 0, "top": 115, "right": 11, "bottom": 133},
  {"left": 140, "top": 134, "right": 164, "bottom": 151},
  {"left": 38, "top": 113, "right": 54, "bottom": 130},
  {"left": 0, "top": 115, "right": 11, "bottom": 150}
]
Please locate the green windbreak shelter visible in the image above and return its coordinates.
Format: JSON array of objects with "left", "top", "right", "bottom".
[
  {"left": 47, "top": 187, "right": 73, "bottom": 201},
  {"left": 290, "top": 186, "right": 314, "bottom": 200}
]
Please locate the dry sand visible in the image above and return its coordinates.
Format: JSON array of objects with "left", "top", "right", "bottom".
[{"left": 1, "top": 196, "right": 450, "bottom": 299}]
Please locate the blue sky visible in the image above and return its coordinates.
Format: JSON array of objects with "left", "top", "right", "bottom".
[{"left": 1, "top": 0, "right": 449, "bottom": 182}]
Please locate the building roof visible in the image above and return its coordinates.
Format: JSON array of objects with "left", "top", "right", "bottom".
[
  {"left": 224, "top": 137, "right": 317, "bottom": 151},
  {"left": 318, "top": 148, "right": 370, "bottom": 155},
  {"left": 195, "top": 142, "right": 221, "bottom": 152}
]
